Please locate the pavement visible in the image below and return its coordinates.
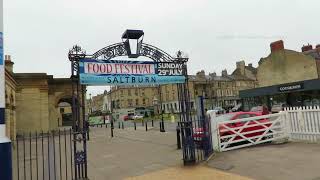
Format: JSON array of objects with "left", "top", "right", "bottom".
[
  {"left": 87, "top": 126, "right": 181, "bottom": 180},
  {"left": 85, "top": 125, "right": 320, "bottom": 180},
  {"left": 207, "top": 142, "right": 320, "bottom": 180},
  {"left": 87, "top": 125, "right": 250, "bottom": 180},
  {"left": 125, "top": 165, "right": 252, "bottom": 180}
]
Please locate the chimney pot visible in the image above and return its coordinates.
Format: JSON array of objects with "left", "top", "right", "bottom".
[
  {"left": 302, "top": 44, "right": 313, "bottom": 52},
  {"left": 4, "top": 55, "right": 14, "bottom": 73},
  {"left": 248, "top": 63, "right": 253, "bottom": 67},
  {"left": 270, "top": 40, "right": 284, "bottom": 52}
]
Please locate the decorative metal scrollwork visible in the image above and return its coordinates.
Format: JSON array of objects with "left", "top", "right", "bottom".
[
  {"left": 92, "top": 43, "right": 128, "bottom": 60},
  {"left": 91, "top": 42, "right": 187, "bottom": 62},
  {"left": 68, "top": 45, "right": 86, "bottom": 61}
]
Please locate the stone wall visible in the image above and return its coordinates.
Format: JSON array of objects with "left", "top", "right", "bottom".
[
  {"left": 16, "top": 87, "right": 50, "bottom": 133},
  {"left": 257, "top": 49, "right": 318, "bottom": 87},
  {"left": 5, "top": 70, "right": 17, "bottom": 140}
]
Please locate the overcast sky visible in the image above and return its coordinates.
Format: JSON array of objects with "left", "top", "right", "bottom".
[{"left": 3, "top": 0, "right": 320, "bottom": 96}]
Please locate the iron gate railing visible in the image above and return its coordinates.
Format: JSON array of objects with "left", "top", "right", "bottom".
[{"left": 12, "top": 129, "right": 86, "bottom": 180}]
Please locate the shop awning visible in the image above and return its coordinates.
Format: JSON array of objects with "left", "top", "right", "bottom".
[{"left": 240, "top": 78, "right": 320, "bottom": 98}]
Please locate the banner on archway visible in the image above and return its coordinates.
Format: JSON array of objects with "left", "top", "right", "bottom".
[{"left": 79, "top": 59, "right": 186, "bottom": 85}]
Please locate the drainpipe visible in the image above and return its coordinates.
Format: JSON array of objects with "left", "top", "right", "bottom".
[{"left": 0, "top": 1, "right": 13, "bottom": 179}]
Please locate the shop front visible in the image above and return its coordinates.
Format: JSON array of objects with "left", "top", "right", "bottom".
[{"left": 239, "top": 79, "right": 320, "bottom": 111}]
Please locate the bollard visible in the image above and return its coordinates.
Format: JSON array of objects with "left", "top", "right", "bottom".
[
  {"left": 122, "top": 122, "right": 124, "bottom": 129},
  {"left": 134, "top": 122, "right": 136, "bottom": 130},
  {"left": 152, "top": 120, "right": 154, "bottom": 127},
  {"left": 105, "top": 123, "right": 108, "bottom": 128},
  {"left": 176, "top": 127, "right": 181, "bottom": 149},
  {"left": 118, "top": 122, "right": 120, "bottom": 129},
  {"left": 145, "top": 121, "right": 148, "bottom": 131},
  {"left": 87, "top": 128, "right": 90, "bottom": 141},
  {"left": 111, "top": 121, "right": 114, "bottom": 138},
  {"left": 159, "top": 122, "right": 162, "bottom": 132},
  {"left": 100, "top": 124, "right": 103, "bottom": 128}
]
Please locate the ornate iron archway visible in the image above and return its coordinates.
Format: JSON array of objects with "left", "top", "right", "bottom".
[{"left": 68, "top": 29, "right": 198, "bottom": 179}]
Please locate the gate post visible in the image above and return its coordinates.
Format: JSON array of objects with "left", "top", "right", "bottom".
[
  {"left": 0, "top": 2, "right": 13, "bottom": 179},
  {"left": 208, "top": 111, "right": 221, "bottom": 152}
]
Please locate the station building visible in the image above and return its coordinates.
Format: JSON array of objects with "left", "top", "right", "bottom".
[{"left": 240, "top": 40, "right": 320, "bottom": 110}]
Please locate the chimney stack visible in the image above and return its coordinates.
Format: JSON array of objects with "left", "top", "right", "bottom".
[
  {"left": 270, "top": 40, "right": 284, "bottom": 52},
  {"left": 5, "top": 55, "right": 14, "bottom": 73},
  {"left": 316, "top": 44, "right": 320, "bottom": 49},
  {"left": 196, "top": 70, "right": 206, "bottom": 80},
  {"left": 222, "top": 69, "right": 228, "bottom": 77},
  {"left": 209, "top": 72, "right": 216, "bottom": 78},
  {"left": 301, "top": 44, "right": 313, "bottom": 52},
  {"left": 236, "top": 61, "right": 245, "bottom": 75},
  {"left": 248, "top": 63, "right": 253, "bottom": 67}
]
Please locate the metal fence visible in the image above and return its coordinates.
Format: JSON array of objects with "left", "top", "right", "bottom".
[{"left": 12, "top": 129, "right": 75, "bottom": 180}]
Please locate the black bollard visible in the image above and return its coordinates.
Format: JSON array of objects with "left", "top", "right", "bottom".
[
  {"left": 105, "top": 123, "right": 108, "bottom": 128},
  {"left": 87, "top": 128, "right": 90, "bottom": 140},
  {"left": 111, "top": 121, "right": 114, "bottom": 138},
  {"left": 145, "top": 121, "right": 148, "bottom": 131},
  {"left": 118, "top": 122, "right": 121, "bottom": 129},
  {"left": 122, "top": 122, "right": 124, "bottom": 129},
  {"left": 101, "top": 124, "right": 103, "bottom": 128},
  {"left": 134, "top": 122, "right": 136, "bottom": 130},
  {"left": 176, "top": 127, "right": 181, "bottom": 149},
  {"left": 159, "top": 122, "right": 162, "bottom": 132},
  {"left": 152, "top": 120, "right": 154, "bottom": 127}
]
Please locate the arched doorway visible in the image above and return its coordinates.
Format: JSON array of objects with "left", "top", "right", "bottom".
[{"left": 57, "top": 97, "right": 73, "bottom": 126}]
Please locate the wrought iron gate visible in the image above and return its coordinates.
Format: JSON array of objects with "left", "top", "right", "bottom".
[
  {"left": 12, "top": 129, "right": 76, "bottom": 180},
  {"left": 177, "top": 77, "right": 213, "bottom": 165}
]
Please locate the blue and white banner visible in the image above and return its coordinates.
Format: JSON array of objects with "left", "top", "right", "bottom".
[{"left": 79, "top": 59, "right": 186, "bottom": 85}]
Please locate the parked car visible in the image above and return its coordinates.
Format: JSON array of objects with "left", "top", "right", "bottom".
[
  {"left": 123, "top": 114, "right": 134, "bottom": 121},
  {"left": 250, "top": 105, "right": 269, "bottom": 115},
  {"left": 231, "top": 103, "right": 242, "bottom": 112},
  {"left": 132, "top": 114, "right": 144, "bottom": 120},
  {"left": 212, "top": 107, "right": 225, "bottom": 114},
  {"left": 271, "top": 103, "right": 286, "bottom": 113},
  {"left": 193, "top": 111, "right": 272, "bottom": 145}
]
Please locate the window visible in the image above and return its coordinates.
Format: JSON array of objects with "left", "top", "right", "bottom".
[
  {"left": 141, "top": 88, "right": 145, "bottom": 96},
  {"left": 174, "top": 103, "right": 177, "bottom": 110},
  {"left": 128, "top": 99, "right": 133, "bottom": 107},
  {"left": 135, "top": 89, "right": 138, "bottom": 95},
  {"left": 128, "top": 89, "right": 131, "bottom": 96},
  {"left": 120, "top": 90, "right": 123, "bottom": 96},
  {"left": 142, "top": 99, "right": 146, "bottom": 105},
  {"left": 136, "top": 99, "right": 139, "bottom": 106}
]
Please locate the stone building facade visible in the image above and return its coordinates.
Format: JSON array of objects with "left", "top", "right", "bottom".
[
  {"left": 4, "top": 55, "right": 75, "bottom": 135},
  {"left": 240, "top": 40, "right": 320, "bottom": 109},
  {"left": 107, "top": 85, "right": 159, "bottom": 120},
  {"left": 258, "top": 40, "right": 319, "bottom": 87},
  {"left": 4, "top": 56, "right": 17, "bottom": 140},
  {"left": 192, "top": 61, "right": 257, "bottom": 110},
  {"left": 104, "top": 60, "right": 257, "bottom": 117}
]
